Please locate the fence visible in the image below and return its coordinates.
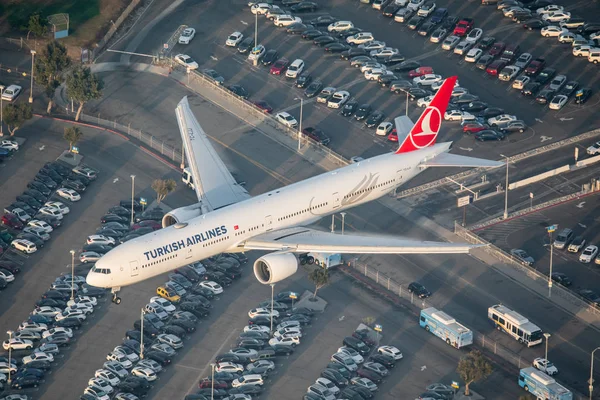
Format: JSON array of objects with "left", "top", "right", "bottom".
[{"left": 344, "top": 261, "right": 587, "bottom": 399}]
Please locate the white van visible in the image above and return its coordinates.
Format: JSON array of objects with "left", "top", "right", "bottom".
[
  {"left": 12, "top": 239, "right": 37, "bottom": 254},
  {"left": 589, "top": 50, "right": 600, "bottom": 64},
  {"left": 285, "top": 59, "right": 305, "bottom": 78}
]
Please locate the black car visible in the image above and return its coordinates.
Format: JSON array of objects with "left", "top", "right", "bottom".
[
  {"left": 237, "top": 37, "right": 254, "bottom": 53},
  {"left": 370, "top": 353, "right": 396, "bottom": 369},
  {"left": 62, "top": 179, "right": 87, "bottom": 192},
  {"left": 271, "top": 344, "right": 295, "bottom": 356},
  {"left": 535, "top": 89, "right": 555, "bottom": 105},
  {"left": 442, "top": 15, "right": 459, "bottom": 30},
  {"left": 460, "top": 101, "right": 488, "bottom": 112},
  {"left": 305, "top": 80, "right": 324, "bottom": 98},
  {"left": 189, "top": 285, "right": 215, "bottom": 299},
  {"left": 350, "top": 56, "right": 374, "bottom": 68},
  {"left": 287, "top": 23, "right": 310, "bottom": 35},
  {"left": 23, "top": 360, "right": 52, "bottom": 371},
  {"left": 171, "top": 318, "right": 196, "bottom": 333},
  {"left": 125, "top": 329, "right": 151, "bottom": 342},
  {"left": 378, "top": 74, "right": 399, "bottom": 87},
  {"left": 28, "top": 314, "right": 54, "bottom": 326},
  {"left": 476, "top": 54, "right": 495, "bottom": 70},
  {"left": 574, "top": 88, "right": 592, "bottom": 104},
  {"left": 338, "top": 27, "right": 363, "bottom": 38},
  {"left": 308, "top": 15, "right": 337, "bottom": 26},
  {"left": 321, "top": 368, "right": 349, "bottom": 386},
  {"left": 295, "top": 73, "right": 312, "bottom": 88},
  {"left": 107, "top": 205, "right": 131, "bottom": 218},
  {"left": 42, "top": 289, "right": 70, "bottom": 300},
  {"left": 227, "top": 385, "right": 263, "bottom": 397},
  {"left": 248, "top": 315, "right": 272, "bottom": 326},
  {"left": 175, "top": 266, "right": 201, "bottom": 283},
  {"left": 551, "top": 272, "right": 572, "bottom": 287},
  {"left": 203, "top": 271, "right": 231, "bottom": 287},
  {"left": 407, "top": 87, "right": 431, "bottom": 100},
  {"left": 261, "top": 49, "right": 278, "bottom": 66},
  {"left": 343, "top": 336, "right": 370, "bottom": 356},
  {"left": 523, "top": 19, "right": 547, "bottom": 30},
  {"left": 16, "top": 195, "right": 42, "bottom": 209},
  {"left": 240, "top": 331, "right": 270, "bottom": 341},
  {"left": 354, "top": 104, "right": 372, "bottom": 121},
  {"left": 236, "top": 338, "right": 266, "bottom": 350},
  {"left": 559, "top": 81, "right": 579, "bottom": 98},
  {"left": 301, "top": 29, "right": 324, "bottom": 40},
  {"left": 213, "top": 371, "right": 240, "bottom": 383},
  {"left": 37, "top": 298, "right": 66, "bottom": 308},
  {"left": 341, "top": 100, "right": 358, "bottom": 117},
  {"left": 27, "top": 181, "right": 52, "bottom": 196},
  {"left": 80, "top": 284, "right": 107, "bottom": 297},
  {"left": 227, "top": 85, "right": 249, "bottom": 100},
  {"left": 96, "top": 228, "right": 124, "bottom": 239},
  {"left": 215, "top": 353, "right": 244, "bottom": 364},
  {"left": 39, "top": 168, "right": 63, "bottom": 183},
  {"left": 365, "top": 111, "right": 385, "bottom": 128},
  {"left": 381, "top": 53, "right": 405, "bottom": 65},
  {"left": 10, "top": 202, "right": 35, "bottom": 216},
  {"left": 382, "top": 3, "right": 401, "bottom": 16},
  {"left": 133, "top": 319, "right": 160, "bottom": 337},
  {"left": 534, "top": 68, "right": 556, "bottom": 85},
  {"left": 341, "top": 47, "right": 368, "bottom": 60},
  {"left": 55, "top": 316, "right": 83, "bottom": 330},
  {"left": 313, "top": 35, "right": 337, "bottom": 47},
  {"left": 11, "top": 374, "right": 41, "bottom": 389},
  {"left": 302, "top": 127, "right": 331, "bottom": 146},
  {"left": 341, "top": 387, "right": 366, "bottom": 400},
  {"left": 82, "top": 243, "right": 112, "bottom": 254},
  {"left": 475, "top": 107, "right": 504, "bottom": 119},
  {"left": 478, "top": 36, "right": 495, "bottom": 50},
  {"left": 24, "top": 189, "right": 47, "bottom": 203},
  {"left": 390, "top": 80, "right": 413, "bottom": 94},
  {"left": 521, "top": 82, "right": 542, "bottom": 97},
  {"left": 418, "top": 21, "right": 437, "bottom": 36},
  {"left": 579, "top": 289, "right": 600, "bottom": 307},
  {"left": 407, "top": 15, "right": 425, "bottom": 30},
  {"left": 325, "top": 42, "right": 349, "bottom": 53},
  {"left": 67, "top": 172, "right": 91, "bottom": 186},
  {"left": 100, "top": 213, "right": 127, "bottom": 224},
  {"left": 0, "top": 260, "right": 20, "bottom": 274},
  {"left": 15, "top": 367, "right": 45, "bottom": 379},
  {"left": 408, "top": 282, "right": 431, "bottom": 298},
  {"left": 475, "top": 130, "right": 505, "bottom": 141},
  {"left": 180, "top": 302, "right": 210, "bottom": 318},
  {"left": 291, "top": 1, "right": 318, "bottom": 12}
]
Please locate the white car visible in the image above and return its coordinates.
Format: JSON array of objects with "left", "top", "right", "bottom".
[
  {"left": 542, "top": 11, "right": 571, "bottom": 23},
  {"left": 454, "top": 40, "right": 474, "bottom": 55},
  {"left": 113, "top": 345, "right": 139, "bottom": 363},
  {"left": 269, "top": 336, "right": 300, "bottom": 347},
  {"left": 587, "top": 141, "right": 600, "bottom": 155},
  {"left": 217, "top": 362, "right": 245, "bottom": 373},
  {"left": 199, "top": 280, "right": 223, "bottom": 294},
  {"left": 536, "top": 4, "right": 564, "bottom": 15},
  {"left": 370, "top": 47, "right": 399, "bottom": 58},
  {"left": 2, "top": 338, "right": 33, "bottom": 351},
  {"left": 488, "top": 114, "right": 517, "bottom": 126},
  {"left": 42, "top": 327, "right": 74, "bottom": 339},
  {"left": 464, "top": 48, "right": 483, "bottom": 62},
  {"left": 273, "top": 327, "right": 302, "bottom": 338},
  {"left": 38, "top": 206, "right": 63, "bottom": 220},
  {"left": 498, "top": 66, "right": 521, "bottom": 81},
  {"left": 18, "top": 321, "right": 48, "bottom": 332},
  {"left": 27, "top": 219, "right": 53, "bottom": 233},
  {"left": 533, "top": 357, "right": 559, "bottom": 375},
  {"left": 1, "top": 85, "right": 22, "bottom": 102},
  {"left": 226, "top": 31, "right": 244, "bottom": 47},
  {"left": 466, "top": 28, "right": 483, "bottom": 43},
  {"left": 337, "top": 347, "right": 364, "bottom": 364},
  {"left": 364, "top": 68, "right": 391, "bottom": 81},
  {"left": 178, "top": 27, "right": 196, "bottom": 44},
  {"left": 327, "top": 90, "right": 350, "bottom": 108},
  {"left": 579, "top": 245, "right": 598, "bottom": 263},
  {"left": 351, "top": 376, "right": 378, "bottom": 392},
  {"left": 541, "top": 26, "right": 567, "bottom": 38},
  {"left": 328, "top": 21, "right": 354, "bottom": 32},
  {"left": 358, "top": 40, "right": 386, "bottom": 52},
  {"left": 23, "top": 351, "right": 54, "bottom": 364},
  {"left": 378, "top": 345, "right": 404, "bottom": 360},
  {"left": 243, "top": 324, "right": 271, "bottom": 333},
  {"left": 232, "top": 374, "right": 264, "bottom": 388},
  {"left": 11, "top": 239, "right": 37, "bottom": 253},
  {"left": 248, "top": 44, "right": 266, "bottom": 61},
  {"left": 55, "top": 309, "right": 86, "bottom": 321},
  {"left": 84, "top": 387, "right": 110, "bottom": 400},
  {"left": 444, "top": 110, "right": 470, "bottom": 121},
  {"left": 248, "top": 307, "right": 279, "bottom": 318},
  {"left": 45, "top": 201, "right": 70, "bottom": 214},
  {"left": 106, "top": 351, "right": 133, "bottom": 369},
  {"left": 132, "top": 366, "right": 157, "bottom": 381},
  {"left": 413, "top": 74, "right": 442, "bottom": 86},
  {"left": 417, "top": 1, "right": 436, "bottom": 16},
  {"left": 0, "top": 269, "right": 15, "bottom": 282},
  {"left": 32, "top": 306, "right": 62, "bottom": 318},
  {"left": 276, "top": 320, "right": 301, "bottom": 330},
  {"left": 417, "top": 95, "right": 434, "bottom": 108},
  {"left": 68, "top": 295, "right": 98, "bottom": 308},
  {"left": 549, "top": 95, "right": 568, "bottom": 110},
  {"left": 0, "top": 139, "right": 19, "bottom": 150},
  {"left": 88, "top": 377, "right": 114, "bottom": 394},
  {"left": 573, "top": 45, "right": 596, "bottom": 57},
  {"left": 376, "top": 122, "right": 393, "bottom": 136},
  {"left": 95, "top": 369, "right": 121, "bottom": 386},
  {"left": 285, "top": 59, "right": 305, "bottom": 79},
  {"left": 174, "top": 54, "right": 199, "bottom": 70},
  {"left": 80, "top": 251, "right": 102, "bottom": 263},
  {"left": 157, "top": 333, "right": 183, "bottom": 349},
  {"left": 149, "top": 296, "right": 176, "bottom": 312},
  {"left": 273, "top": 15, "right": 301, "bottom": 27},
  {"left": 407, "top": 0, "right": 425, "bottom": 10},
  {"left": 316, "top": 377, "right": 341, "bottom": 395},
  {"left": 360, "top": 62, "right": 385, "bottom": 73},
  {"left": 87, "top": 234, "right": 115, "bottom": 245},
  {"left": 56, "top": 188, "right": 81, "bottom": 202},
  {"left": 512, "top": 75, "right": 530, "bottom": 90},
  {"left": 346, "top": 32, "right": 374, "bottom": 45},
  {"left": 251, "top": 3, "right": 271, "bottom": 14},
  {"left": 275, "top": 112, "right": 298, "bottom": 128},
  {"left": 66, "top": 303, "right": 94, "bottom": 315}
]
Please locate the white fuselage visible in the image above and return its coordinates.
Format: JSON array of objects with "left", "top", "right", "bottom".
[{"left": 86, "top": 143, "right": 450, "bottom": 289}]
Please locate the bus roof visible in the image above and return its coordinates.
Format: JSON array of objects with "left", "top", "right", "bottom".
[
  {"left": 521, "top": 367, "right": 571, "bottom": 395},
  {"left": 422, "top": 307, "right": 471, "bottom": 334}
]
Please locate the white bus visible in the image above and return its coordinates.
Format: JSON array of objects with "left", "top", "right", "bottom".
[{"left": 488, "top": 304, "right": 543, "bottom": 347}]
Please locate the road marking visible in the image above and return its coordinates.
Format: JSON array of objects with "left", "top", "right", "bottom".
[
  {"left": 240, "top": 20, "right": 248, "bottom": 25},
  {"left": 113, "top": 178, "right": 119, "bottom": 183},
  {"left": 339, "top": 315, "right": 345, "bottom": 321},
  {"left": 210, "top": 55, "right": 218, "bottom": 61},
  {"left": 420, "top": 365, "right": 427, "bottom": 371},
  {"left": 559, "top": 117, "right": 573, "bottom": 121},
  {"left": 576, "top": 201, "right": 586, "bottom": 208},
  {"left": 459, "top": 147, "right": 473, "bottom": 152},
  {"left": 535, "top": 118, "right": 544, "bottom": 123},
  {"left": 39, "top": 145, "right": 45, "bottom": 151},
  {"left": 540, "top": 135, "right": 553, "bottom": 142}
]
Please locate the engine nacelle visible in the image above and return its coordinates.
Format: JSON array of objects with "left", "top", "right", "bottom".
[
  {"left": 161, "top": 204, "right": 203, "bottom": 228},
  {"left": 253, "top": 253, "right": 298, "bottom": 284}
]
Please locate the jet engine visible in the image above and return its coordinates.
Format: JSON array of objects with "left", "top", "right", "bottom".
[
  {"left": 253, "top": 253, "right": 298, "bottom": 284},
  {"left": 161, "top": 204, "right": 203, "bottom": 228}
]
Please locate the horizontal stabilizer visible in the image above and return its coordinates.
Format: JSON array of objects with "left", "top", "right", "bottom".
[
  {"left": 242, "top": 227, "right": 482, "bottom": 254},
  {"left": 420, "top": 152, "right": 504, "bottom": 168}
]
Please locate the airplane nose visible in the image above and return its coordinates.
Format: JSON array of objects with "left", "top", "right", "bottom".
[{"left": 85, "top": 269, "right": 104, "bottom": 287}]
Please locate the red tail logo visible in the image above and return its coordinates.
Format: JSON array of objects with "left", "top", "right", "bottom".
[{"left": 395, "top": 76, "right": 458, "bottom": 154}]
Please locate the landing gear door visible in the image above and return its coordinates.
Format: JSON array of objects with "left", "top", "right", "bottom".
[
  {"left": 265, "top": 215, "right": 273, "bottom": 232},
  {"left": 185, "top": 247, "right": 193, "bottom": 260},
  {"left": 130, "top": 260, "right": 139, "bottom": 277},
  {"left": 332, "top": 192, "right": 341, "bottom": 209}
]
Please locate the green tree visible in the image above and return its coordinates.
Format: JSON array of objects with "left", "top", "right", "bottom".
[
  {"left": 63, "top": 126, "right": 83, "bottom": 151},
  {"left": 65, "top": 65, "right": 103, "bottom": 121},
  {"left": 457, "top": 350, "right": 493, "bottom": 396},
  {"left": 152, "top": 179, "right": 177, "bottom": 203},
  {"left": 35, "top": 41, "right": 71, "bottom": 113},
  {"left": 28, "top": 13, "right": 47, "bottom": 38},
  {"left": 307, "top": 267, "right": 329, "bottom": 299},
  {"left": 2, "top": 103, "right": 33, "bottom": 136}
]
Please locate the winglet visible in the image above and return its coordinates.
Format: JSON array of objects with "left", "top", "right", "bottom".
[{"left": 395, "top": 76, "right": 457, "bottom": 154}]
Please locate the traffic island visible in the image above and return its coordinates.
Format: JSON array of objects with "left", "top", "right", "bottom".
[{"left": 294, "top": 290, "right": 327, "bottom": 312}]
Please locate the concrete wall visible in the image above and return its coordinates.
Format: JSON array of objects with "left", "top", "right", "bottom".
[
  {"left": 92, "top": 0, "right": 142, "bottom": 60},
  {"left": 508, "top": 164, "right": 570, "bottom": 190}
]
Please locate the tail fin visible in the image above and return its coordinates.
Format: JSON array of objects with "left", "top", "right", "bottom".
[{"left": 395, "top": 76, "right": 457, "bottom": 154}]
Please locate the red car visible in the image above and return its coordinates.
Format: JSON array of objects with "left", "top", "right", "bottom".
[
  {"left": 463, "top": 123, "right": 488, "bottom": 134},
  {"left": 408, "top": 66, "right": 434, "bottom": 78},
  {"left": 486, "top": 60, "right": 507, "bottom": 76},
  {"left": 525, "top": 58, "right": 545, "bottom": 75},
  {"left": 453, "top": 18, "right": 474, "bottom": 36},
  {"left": 1, "top": 213, "right": 23, "bottom": 230},
  {"left": 270, "top": 58, "right": 289, "bottom": 75},
  {"left": 387, "top": 129, "right": 398, "bottom": 142},
  {"left": 488, "top": 42, "right": 506, "bottom": 57},
  {"left": 254, "top": 100, "right": 273, "bottom": 113},
  {"left": 131, "top": 220, "right": 161, "bottom": 231},
  {"left": 198, "top": 379, "right": 228, "bottom": 389}
]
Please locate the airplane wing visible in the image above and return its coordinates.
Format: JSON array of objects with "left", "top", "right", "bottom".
[
  {"left": 420, "top": 153, "right": 504, "bottom": 168},
  {"left": 175, "top": 97, "right": 250, "bottom": 211},
  {"left": 241, "top": 227, "right": 481, "bottom": 254}
]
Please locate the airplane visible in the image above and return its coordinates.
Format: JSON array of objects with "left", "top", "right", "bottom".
[{"left": 87, "top": 76, "right": 502, "bottom": 304}]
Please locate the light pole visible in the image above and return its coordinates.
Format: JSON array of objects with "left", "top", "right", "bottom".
[
  {"left": 0, "top": 84, "right": 4, "bottom": 136},
  {"left": 7, "top": 330, "right": 13, "bottom": 384},
  {"left": 294, "top": 97, "right": 303, "bottom": 152},
  {"left": 70, "top": 250, "right": 75, "bottom": 300},
  {"left": 29, "top": 50, "right": 36, "bottom": 103},
  {"left": 254, "top": 12, "right": 258, "bottom": 49},
  {"left": 590, "top": 347, "right": 600, "bottom": 400},
  {"left": 543, "top": 333, "right": 551, "bottom": 361},
  {"left": 330, "top": 214, "right": 335, "bottom": 233},
  {"left": 500, "top": 154, "right": 509, "bottom": 219},
  {"left": 270, "top": 283, "right": 275, "bottom": 332},
  {"left": 404, "top": 90, "right": 409, "bottom": 116},
  {"left": 130, "top": 175, "right": 136, "bottom": 226},
  {"left": 211, "top": 363, "right": 216, "bottom": 400},
  {"left": 140, "top": 308, "right": 145, "bottom": 359},
  {"left": 340, "top": 212, "right": 347, "bottom": 235},
  {"left": 546, "top": 225, "right": 557, "bottom": 298}
]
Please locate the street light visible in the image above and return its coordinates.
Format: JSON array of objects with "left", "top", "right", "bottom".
[
  {"left": 294, "top": 97, "right": 304, "bottom": 152},
  {"left": 340, "top": 212, "right": 347, "bottom": 235},
  {"left": 7, "top": 330, "right": 13, "bottom": 384},
  {"left": 543, "top": 333, "right": 551, "bottom": 362},
  {"left": 29, "top": 50, "right": 36, "bottom": 103},
  {"left": 70, "top": 249, "right": 76, "bottom": 300},
  {"left": 500, "top": 154, "right": 509, "bottom": 219},
  {"left": 140, "top": 308, "right": 145, "bottom": 359},
  {"left": 0, "top": 84, "right": 4, "bottom": 136},
  {"left": 211, "top": 363, "right": 216, "bottom": 400},
  {"left": 546, "top": 224, "right": 557, "bottom": 298},
  {"left": 590, "top": 347, "right": 600, "bottom": 400},
  {"left": 130, "top": 175, "right": 136, "bottom": 226},
  {"left": 330, "top": 214, "right": 335, "bottom": 233},
  {"left": 270, "top": 283, "right": 275, "bottom": 333}
]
